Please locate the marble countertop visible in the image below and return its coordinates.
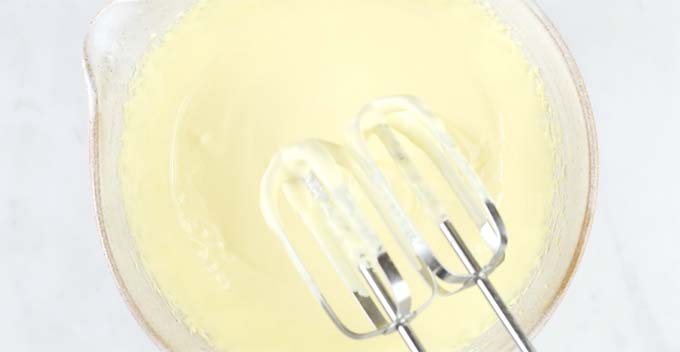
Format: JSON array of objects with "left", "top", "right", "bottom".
[{"left": 1, "top": 0, "right": 678, "bottom": 350}]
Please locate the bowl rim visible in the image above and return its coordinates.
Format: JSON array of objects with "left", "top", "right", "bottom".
[
  {"left": 516, "top": 0, "right": 599, "bottom": 339},
  {"left": 84, "top": 0, "right": 598, "bottom": 350},
  {"left": 83, "top": 1, "right": 175, "bottom": 350}
]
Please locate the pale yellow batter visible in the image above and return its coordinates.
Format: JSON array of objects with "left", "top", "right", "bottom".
[{"left": 120, "top": 0, "right": 556, "bottom": 350}]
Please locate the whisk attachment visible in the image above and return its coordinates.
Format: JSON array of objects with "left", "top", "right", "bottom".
[
  {"left": 260, "top": 96, "right": 536, "bottom": 352},
  {"left": 348, "top": 96, "right": 507, "bottom": 292},
  {"left": 260, "top": 141, "right": 433, "bottom": 349},
  {"left": 349, "top": 96, "right": 534, "bottom": 351}
]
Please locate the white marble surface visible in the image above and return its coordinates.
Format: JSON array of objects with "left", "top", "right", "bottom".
[{"left": 0, "top": 0, "right": 678, "bottom": 351}]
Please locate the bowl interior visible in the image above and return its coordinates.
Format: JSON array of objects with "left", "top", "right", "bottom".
[{"left": 85, "top": 0, "right": 596, "bottom": 350}]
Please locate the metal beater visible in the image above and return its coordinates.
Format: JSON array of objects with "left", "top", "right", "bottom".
[{"left": 260, "top": 96, "right": 536, "bottom": 352}]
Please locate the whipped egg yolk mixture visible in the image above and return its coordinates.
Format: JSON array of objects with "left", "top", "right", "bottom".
[{"left": 120, "top": 0, "right": 556, "bottom": 350}]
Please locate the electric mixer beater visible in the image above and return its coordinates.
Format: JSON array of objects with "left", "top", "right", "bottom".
[{"left": 260, "top": 96, "right": 536, "bottom": 352}]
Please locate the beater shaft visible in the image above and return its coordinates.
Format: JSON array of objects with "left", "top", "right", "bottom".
[
  {"left": 359, "top": 265, "right": 426, "bottom": 352},
  {"left": 441, "top": 221, "right": 536, "bottom": 352},
  {"left": 396, "top": 325, "right": 425, "bottom": 352}
]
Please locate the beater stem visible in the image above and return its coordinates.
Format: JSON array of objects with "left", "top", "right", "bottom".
[
  {"left": 396, "top": 324, "right": 425, "bottom": 352},
  {"left": 359, "top": 265, "right": 426, "bottom": 352},
  {"left": 441, "top": 220, "right": 536, "bottom": 352}
]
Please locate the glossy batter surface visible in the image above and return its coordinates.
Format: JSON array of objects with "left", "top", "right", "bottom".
[{"left": 120, "top": 0, "right": 556, "bottom": 350}]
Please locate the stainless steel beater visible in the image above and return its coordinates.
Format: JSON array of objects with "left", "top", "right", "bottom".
[{"left": 261, "top": 96, "right": 536, "bottom": 352}]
